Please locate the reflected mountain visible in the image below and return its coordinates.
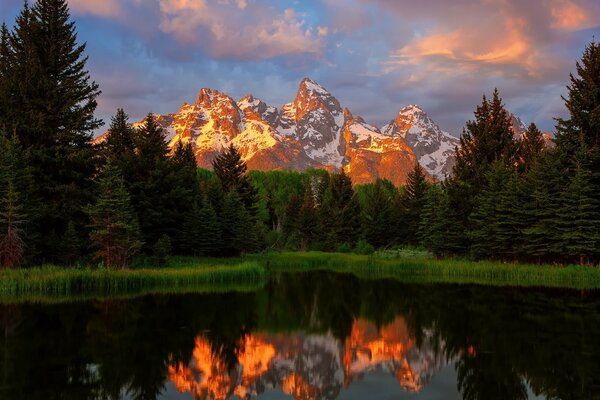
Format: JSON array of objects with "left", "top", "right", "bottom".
[
  {"left": 168, "top": 316, "right": 447, "bottom": 399},
  {"left": 1, "top": 271, "right": 600, "bottom": 399}
]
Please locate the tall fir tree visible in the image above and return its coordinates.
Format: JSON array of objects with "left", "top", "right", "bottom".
[
  {"left": 181, "top": 198, "right": 221, "bottom": 256},
  {"left": 1, "top": 0, "right": 101, "bottom": 263},
  {"left": 0, "top": 181, "right": 26, "bottom": 268},
  {"left": 555, "top": 40, "right": 600, "bottom": 153},
  {"left": 212, "top": 144, "right": 258, "bottom": 213},
  {"left": 419, "top": 184, "right": 466, "bottom": 257},
  {"left": 556, "top": 162, "right": 600, "bottom": 265},
  {"left": 445, "top": 89, "right": 516, "bottom": 254},
  {"left": 128, "top": 113, "right": 175, "bottom": 249},
  {"left": 400, "top": 163, "right": 429, "bottom": 245},
  {"left": 0, "top": 131, "right": 37, "bottom": 262},
  {"left": 361, "top": 179, "right": 394, "bottom": 248},
  {"left": 517, "top": 123, "right": 546, "bottom": 173},
  {"left": 319, "top": 170, "right": 360, "bottom": 249},
  {"left": 296, "top": 190, "right": 318, "bottom": 251},
  {"left": 103, "top": 108, "right": 136, "bottom": 164},
  {"left": 521, "top": 152, "right": 565, "bottom": 262},
  {"left": 86, "top": 163, "right": 142, "bottom": 268}
]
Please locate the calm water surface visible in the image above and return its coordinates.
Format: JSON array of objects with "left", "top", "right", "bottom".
[{"left": 1, "top": 271, "right": 599, "bottom": 399}]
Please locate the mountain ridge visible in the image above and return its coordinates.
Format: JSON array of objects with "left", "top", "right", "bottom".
[{"left": 97, "top": 77, "right": 549, "bottom": 185}]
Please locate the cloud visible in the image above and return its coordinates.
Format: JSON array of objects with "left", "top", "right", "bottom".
[
  {"left": 68, "top": 0, "right": 123, "bottom": 18},
  {"left": 157, "top": 0, "right": 324, "bottom": 60},
  {"left": 551, "top": 0, "right": 594, "bottom": 30}
]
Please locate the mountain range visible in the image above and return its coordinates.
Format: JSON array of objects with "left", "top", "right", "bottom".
[{"left": 97, "top": 77, "right": 549, "bottom": 185}]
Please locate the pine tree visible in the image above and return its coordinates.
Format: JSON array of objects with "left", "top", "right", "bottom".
[
  {"left": 219, "top": 191, "right": 244, "bottom": 256},
  {"left": 419, "top": 184, "right": 466, "bottom": 257},
  {"left": 86, "top": 163, "right": 142, "bottom": 268},
  {"left": 197, "top": 198, "right": 222, "bottom": 256},
  {"left": 104, "top": 108, "right": 136, "bottom": 163},
  {"left": 468, "top": 163, "right": 511, "bottom": 259},
  {"left": 129, "top": 113, "right": 175, "bottom": 249},
  {"left": 282, "top": 193, "right": 301, "bottom": 246},
  {"left": 0, "top": 181, "right": 25, "bottom": 268},
  {"left": 60, "top": 220, "right": 80, "bottom": 266},
  {"left": 401, "top": 163, "right": 429, "bottom": 245},
  {"left": 521, "top": 152, "right": 565, "bottom": 262},
  {"left": 517, "top": 123, "right": 545, "bottom": 173},
  {"left": 296, "top": 191, "right": 317, "bottom": 251},
  {"left": 446, "top": 89, "right": 516, "bottom": 255},
  {"left": 557, "top": 162, "right": 600, "bottom": 265},
  {"left": 0, "top": 131, "right": 36, "bottom": 263},
  {"left": 362, "top": 179, "right": 394, "bottom": 248},
  {"left": 555, "top": 40, "right": 600, "bottom": 152},
  {"left": 212, "top": 144, "right": 258, "bottom": 213},
  {"left": 319, "top": 170, "right": 361, "bottom": 249},
  {"left": 181, "top": 198, "right": 221, "bottom": 256},
  {"left": 0, "top": 23, "right": 12, "bottom": 125},
  {"left": 2, "top": 0, "right": 101, "bottom": 263}
]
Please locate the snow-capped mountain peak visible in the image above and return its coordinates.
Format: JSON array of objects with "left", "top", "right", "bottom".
[{"left": 97, "top": 78, "right": 550, "bottom": 185}]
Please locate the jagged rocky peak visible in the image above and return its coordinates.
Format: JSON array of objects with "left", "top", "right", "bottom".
[
  {"left": 292, "top": 77, "right": 343, "bottom": 121},
  {"left": 237, "top": 94, "right": 279, "bottom": 126}
]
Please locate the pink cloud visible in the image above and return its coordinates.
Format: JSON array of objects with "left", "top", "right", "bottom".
[
  {"left": 157, "top": 0, "right": 324, "bottom": 60},
  {"left": 68, "top": 0, "right": 123, "bottom": 17}
]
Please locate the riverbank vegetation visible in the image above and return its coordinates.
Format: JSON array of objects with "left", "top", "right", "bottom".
[
  {"left": 0, "top": 261, "right": 266, "bottom": 303},
  {"left": 3, "top": 251, "right": 600, "bottom": 303},
  {"left": 0, "top": 0, "right": 598, "bottom": 275}
]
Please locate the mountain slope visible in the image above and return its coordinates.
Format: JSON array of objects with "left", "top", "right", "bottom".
[{"left": 96, "top": 78, "right": 548, "bottom": 185}]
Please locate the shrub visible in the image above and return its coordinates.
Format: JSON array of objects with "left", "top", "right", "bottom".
[
  {"left": 153, "top": 235, "right": 172, "bottom": 266},
  {"left": 354, "top": 240, "right": 375, "bottom": 255},
  {"left": 337, "top": 243, "right": 352, "bottom": 253}
]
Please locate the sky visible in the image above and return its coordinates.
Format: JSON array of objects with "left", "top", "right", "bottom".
[{"left": 1, "top": 0, "right": 600, "bottom": 136}]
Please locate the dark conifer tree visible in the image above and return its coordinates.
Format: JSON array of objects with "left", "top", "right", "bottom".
[
  {"left": 469, "top": 163, "right": 511, "bottom": 259},
  {"left": 60, "top": 220, "right": 80, "bottom": 266},
  {"left": 401, "top": 163, "right": 429, "bottom": 245},
  {"left": 557, "top": 162, "right": 600, "bottom": 265},
  {"left": 104, "top": 108, "right": 136, "bottom": 163},
  {"left": 219, "top": 191, "right": 245, "bottom": 256},
  {"left": 282, "top": 193, "right": 301, "bottom": 246},
  {"left": 181, "top": 198, "right": 221, "bottom": 256},
  {"left": 319, "top": 170, "right": 360, "bottom": 249},
  {"left": 517, "top": 123, "right": 546, "bottom": 173},
  {"left": 129, "top": 113, "right": 174, "bottom": 249},
  {"left": 555, "top": 40, "right": 600, "bottom": 152},
  {"left": 0, "top": 181, "right": 25, "bottom": 268},
  {"left": 2, "top": 0, "right": 101, "bottom": 263},
  {"left": 419, "top": 184, "right": 466, "bottom": 257},
  {"left": 362, "top": 179, "right": 393, "bottom": 248},
  {"left": 296, "top": 190, "right": 318, "bottom": 251},
  {"left": 521, "top": 152, "right": 564, "bottom": 262},
  {"left": 180, "top": 202, "right": 203, "bottom": 256},
  {"left": 86, "top": 163, "right": 142, "bottom": 268},
  {"left": 0, "top": 23, "right": 12, "bottom": 125},
  {"left": 212, "top": 144, "right": 258, "bottom": 213},
  {"left": 197, "top": 198, "right": 222, "bottom": 256}
]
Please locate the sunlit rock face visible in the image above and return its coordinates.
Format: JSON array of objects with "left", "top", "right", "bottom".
[
  {"left": 342, "top": 108, "right": 418, "bottom": 185},
  {"left": 168, "top": 317, "right": 446, "bottom": 399},
  {"left": 94, "top": 78, "right": 554, "bottom": 184},
  {"left": 382, "top": 105, "right": 459, "bottom": 180},
  {"left": 95, "top": 79, "right": 454, "bottom": 185}
]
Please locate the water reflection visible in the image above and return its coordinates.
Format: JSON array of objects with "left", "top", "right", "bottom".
[
  {"left": 0, "top": 271, "right": 599, "bottom": 399},
  {"left": 169, "top": 317, "right": 447, "bottom": 399}
]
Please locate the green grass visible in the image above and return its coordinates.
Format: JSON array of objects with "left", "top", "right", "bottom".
[
  {"left": 0, "top": 261, "right": 266, "bottom": 303},
  {"left": 258, "top": 251, "right": 600, "bottom": 289},
  {"left": 3, "top": 250, "right": 599, "bottom": 303}
]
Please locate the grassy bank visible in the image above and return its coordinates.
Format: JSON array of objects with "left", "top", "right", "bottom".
[
  {"left": 259, "top": 251, "right": 600, "bottom": 289},
  {"left": 3, "top": 250, "right": 599, "bottom": 303},
  {"left": 0, "top": 262, "right": 266, "bottom": 303}
]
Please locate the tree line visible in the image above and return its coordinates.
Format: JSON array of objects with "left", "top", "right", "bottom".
[{"left": 0, "top": 0, "right": 598, "bottom": 268}]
